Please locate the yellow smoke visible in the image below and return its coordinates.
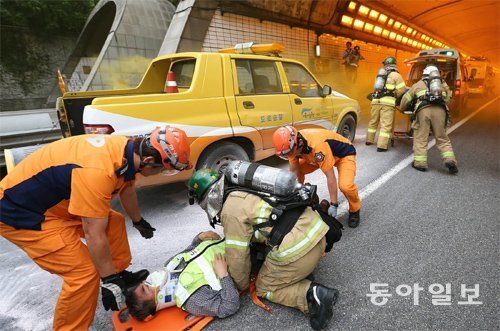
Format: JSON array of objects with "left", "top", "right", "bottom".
[{"left": 98, "top": 55, "right": 152, "bottom": 89}]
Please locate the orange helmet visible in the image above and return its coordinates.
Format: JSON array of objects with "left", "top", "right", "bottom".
[
  {"left": 148, "top": 126, "right": 192, "bottom": 171},
  {"left": 272, "top": 125, "right": 298, "bottom": 160}
]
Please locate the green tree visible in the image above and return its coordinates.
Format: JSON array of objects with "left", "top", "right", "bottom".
[{"left": 0, "top": 0, "right": 99, "bottom": 35}]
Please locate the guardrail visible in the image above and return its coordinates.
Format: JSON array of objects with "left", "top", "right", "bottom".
[{"left": 0, "top": 109, "right": 62, "bottom": 168}]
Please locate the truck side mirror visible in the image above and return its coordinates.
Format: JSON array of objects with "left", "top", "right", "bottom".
[{"left": 321, "top": 85, "right": 332, "bottom": 97}]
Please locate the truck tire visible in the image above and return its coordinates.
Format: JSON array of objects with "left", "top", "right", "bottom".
[
  {"left": 337, "top": 114, "right": 356, "bottom": 141},
  {"left": 196, "top": 141, "right": 249, "bottom": 173}
]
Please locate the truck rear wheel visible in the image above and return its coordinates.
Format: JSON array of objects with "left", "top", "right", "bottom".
[
  {"left": 337, "top": 114, "right": 356, "bottom": 141},
  {"left": 196, "top": 141, "right": 249, "bottom": 174}
]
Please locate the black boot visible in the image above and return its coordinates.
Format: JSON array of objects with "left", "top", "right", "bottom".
[
  {"left": 411, "top": 162, "right": 427, "bottom": 172},
  {"left": 365, "top": 142, "right": 373, "bottom": 146},
  {"left": 348, "top": 210, "right": 360, "bottom": 228},
  {"left": 120, "top": 269, "right": 149, "bottom": 287},
  {"left": 377, "top": 147, "right": 387, "bottom": 152},
  {"left": 445, "top": 162, "right": 458, "bottom": 174},
  {"left": 307, "top": 283, "right": 339, "bottom": 330}
]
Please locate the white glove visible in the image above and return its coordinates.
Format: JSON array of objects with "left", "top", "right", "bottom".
[{"left": 328, "top": 204, "right": 338, "bottom": 218}]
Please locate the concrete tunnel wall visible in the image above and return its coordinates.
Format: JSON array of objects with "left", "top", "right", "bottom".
[{"left": 50, "top": 0, "right": 176, "bottom": 101}]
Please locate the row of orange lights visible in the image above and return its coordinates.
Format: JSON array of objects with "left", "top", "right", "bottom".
[{"left": 342, "top": 1, "right": 450, "bottom": 51}]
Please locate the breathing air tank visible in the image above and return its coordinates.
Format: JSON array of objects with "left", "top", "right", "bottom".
[
  {"left": 428, "top": 69, "right": 442, "bottom": 96},
  {"left": 224, "top": 160, "right": 301, "bottom": 197},
  {"left": 373, "top": 67, "right": 387, "bottom": 92}
]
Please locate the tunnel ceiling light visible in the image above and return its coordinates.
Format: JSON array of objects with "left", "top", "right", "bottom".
[
  {"left": 364, "top": 22, "right": 374, "bottom": 32},
  {"left": 382, "top": 29, "right": 390, "bottom": 38},
  {"left": 341, "top": 15, "right": 354, "bottom": 27},
  {"left": 369, "top": 9, "right": 379, "bottom": 20},
  {"left": 373, "top": 26, "right": 383, "bottom": 35},
  {"left": 394, "top": 21, "right": 402, "bottom": 29},
  {"left": 358, "top": 5, "right": 370, "bottom": 16},
  {"left": 396, "top": 34, "right": 403, "bottom": 42},
  {"left": 389, "top": 31, "right": 396, "bottom": 40},
  {"left": 412, "top": 40, "right": 418, "bottom": 47},
  {"left": 353, "top": 19, "right": 365, "bottom": 30},
  {"left": 400, "top": 24, "right": 407, "bottom": 32},
  {"left": 378, "top": 13, "right": 387, "bottom": 24},
  {"left": 402, "top": 36, "right": 408, "bottom": 43},
  {"left": 348, "top": 1, "right": 357, "bottom": 11},
  {"left": 417, "top": 42, "right": 422, "bottom": 48},
  {"left": 412, "top": 30, "right": 417, "bottom": 37},
  {"left": 388, "top": 18, "right": 394, "bottom": 26},
  {"left": 406, "top": 27, "right": 413, "bottom": 35},
  {"left": 421, "top": 34, "right": 427, "bottom": 40}
]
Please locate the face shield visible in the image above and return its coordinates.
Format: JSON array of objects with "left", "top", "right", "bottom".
[{"left": 199, "top": 177, "right": 225, "bottom": 224}]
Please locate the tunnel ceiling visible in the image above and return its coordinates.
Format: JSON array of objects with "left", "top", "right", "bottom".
[
  {"left": 218, "top": 0, "right": 500, "bottom": 67},
  {"left": 367, "top": 0, "right": 500, "bottom": 67}
]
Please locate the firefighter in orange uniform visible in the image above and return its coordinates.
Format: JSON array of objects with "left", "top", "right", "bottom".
[
  {"left": 0, "top": 126, "right": 191, "bottom": 330},
  {"left": 273, "top": 126, "right": 361, "bottom": 228}
]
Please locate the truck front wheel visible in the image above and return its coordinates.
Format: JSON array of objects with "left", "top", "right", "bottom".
[
  {"left": 196, "top": 141, "right": 249, "bottom": 173},
  {"left": 337, "top": 114, "right": 356, "bottom": 141}
]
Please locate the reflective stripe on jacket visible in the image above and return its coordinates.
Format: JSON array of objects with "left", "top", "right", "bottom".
[
  {"left": 174, "top": 240, "right": 225, "bottom": 307},
  {"left": 371, "top": 71, "right": 406, "bottom": 106},
  {"left": 400, "top": 80, "right": 451, "bottom": 113},
  {"left": 220, "top": 191, "right": 329, "bottom": 290}
]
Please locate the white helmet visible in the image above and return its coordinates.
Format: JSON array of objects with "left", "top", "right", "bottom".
[{"left": 423, "top": 65, "right": 439, "bottom": 76}]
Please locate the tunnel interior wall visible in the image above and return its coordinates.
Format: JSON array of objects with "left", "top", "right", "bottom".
[{"left": 202, "top": 10, "right": 415, "bottom": 101}]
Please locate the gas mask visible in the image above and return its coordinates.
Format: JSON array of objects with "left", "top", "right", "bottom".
[{"left": 199, "top": 177, "right": 225, "bottom": 227}]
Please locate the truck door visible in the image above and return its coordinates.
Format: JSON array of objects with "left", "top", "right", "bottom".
[
  {"left": 281, "top": 62, "right": 334, "bottom": 131},
  {"left": 234, "top": 59, "right": 292, "bottom": 149}
]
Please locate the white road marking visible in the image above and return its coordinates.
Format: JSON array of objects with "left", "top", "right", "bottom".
[{"left": 337, "top": 96, "right": 499, "bottom": 216}]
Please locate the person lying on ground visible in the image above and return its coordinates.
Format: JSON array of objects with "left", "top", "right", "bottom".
[{"left": 125, "top": 231, "right": 240, "bottom": 321}]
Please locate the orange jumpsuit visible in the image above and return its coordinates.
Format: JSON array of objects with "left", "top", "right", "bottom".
[
  {"left": 0, "top": 135, "right": 135, "bottom": 330},
  {"left": 290, "top": 129, "right": 361, "bottom": 213}
]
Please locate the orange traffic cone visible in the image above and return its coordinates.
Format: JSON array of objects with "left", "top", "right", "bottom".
[{"left": 164, "top": 71, "right": 179, "bottom": 93}]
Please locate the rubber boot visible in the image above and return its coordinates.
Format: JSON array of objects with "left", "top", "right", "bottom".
[
  {"left": 120, "top": 269, "right": 149, "bottom": 288},
  {"left": 445, "top": 162, "right": 458, "bottom": 174},
  {"left": 348, "top": 210, "right": 360, "bottom": 228},
  {"left": 307, "top": 283, "right": 339, "bottom": 330}
]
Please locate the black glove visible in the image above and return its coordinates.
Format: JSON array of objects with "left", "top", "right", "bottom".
[
  {"left": 101, "top": 274, "right": 126, "bottom": 311},
  {"left": 133, "top": 218, "right": 156, "bottom": 239}
]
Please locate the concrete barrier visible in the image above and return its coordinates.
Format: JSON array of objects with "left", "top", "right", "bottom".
[{"left": 0, "top": 109, "right": 62, "bottom": 168}]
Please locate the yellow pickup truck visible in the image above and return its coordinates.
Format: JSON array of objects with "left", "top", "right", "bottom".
[{"left": 58, "top": 43, "right": 360, "bottom": 186}]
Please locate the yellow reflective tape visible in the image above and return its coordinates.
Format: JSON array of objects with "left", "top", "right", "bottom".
[
  {"left": 268, "top": 216, "right": 326, "bottom": 261},
  {"left": 367, "top": 128, "right": 377, "bottom": 133},
  {"left": 403, "top": 93, "right": 412, "bottom": 101},
  {"left": 441, "top": 151, "right": 455, "bottom": 158},
  {"left": 380, "top": 96, "right": 396, "bottom": 106},
  {"left": 416, "top": 90, "right": 426, "bottom": 97},
  {"left": 265, "top": 292, "right": 273, "bottom": 300},
  {"left": 396, "top": 82, "right": 406, "bottom": 89},
  {"left": 385, "top": 83, "right": 396, "bottom": 89},
  {"left": 379, "top": 132, "right": 390, "bottom": 138},
  {"left": 225, "top": 236, "right": 249, "bottom": 249},
  {"left": 414, "top": 155, "right": 427, "bottom": 161}
]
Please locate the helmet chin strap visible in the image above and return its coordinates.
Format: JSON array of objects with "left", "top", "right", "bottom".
[{"left": 138, "top": 139, "right": 147, "bottom": 172}]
